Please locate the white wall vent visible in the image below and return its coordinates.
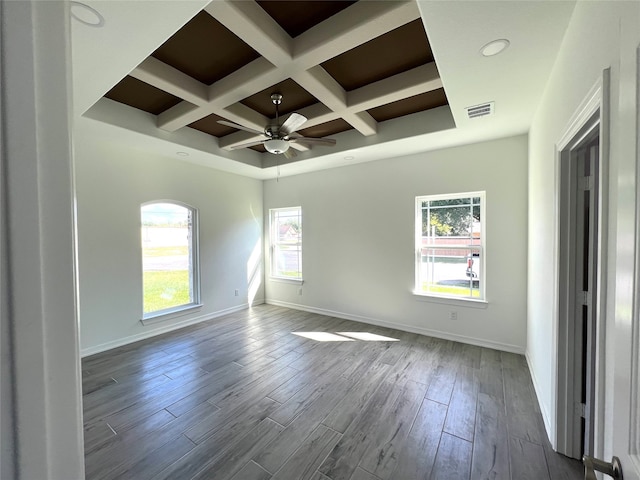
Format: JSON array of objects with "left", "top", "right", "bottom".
[{"left": 466, "top": 102, "right": 495, "bottom": 119}]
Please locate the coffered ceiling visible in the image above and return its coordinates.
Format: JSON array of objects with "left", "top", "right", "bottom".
[{"left": 72, "top": 0, "right": 577, "bottom": 179}]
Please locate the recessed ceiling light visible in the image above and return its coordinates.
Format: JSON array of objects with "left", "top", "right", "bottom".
[
  {"left": 70, "top": 2, "right": 104, "bottom": 27},
  {"left": 176, "top": 151, "right": 189, "bottom": 157},
  {"left": 480, "top": 39, "right": 510, "bottom": 57},
  {"left": 344, "top": 156, "right": 355, "bottom": 161}
]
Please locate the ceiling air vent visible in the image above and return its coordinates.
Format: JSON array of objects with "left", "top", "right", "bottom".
[{"left": 466, "top": 102, "right": 495, "bottom": 119}]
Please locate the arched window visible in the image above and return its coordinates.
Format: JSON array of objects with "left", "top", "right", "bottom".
[{"left": 141, "top": 201, "right": 200, "bottom": 318}]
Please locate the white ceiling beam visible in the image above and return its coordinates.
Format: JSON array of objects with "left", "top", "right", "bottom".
[
  {"left": 348, "top": 63, "right": 442, "bottom": 111},
  {"left": 158, "top": 58, "right": 281, "bottom": 130},
  {"left": 153, "top": 0, "right": 424, "bottom": 145},
  {"left": 294, "top": 66, "right": 346, "bottom": 111},
  {"left": 346, "top": 111, "right": 378, "bottom": 136},
  {"left": 204, "top": 1, "right": 292, "bottom": 66},
  {"left": 223, "top": 103, "right": 270, "bottom": 132},
  {"left": 294, "top": 66, "right": 380, "bottom": 136},
  {"left": 207, "top": 58, "right": 283, "bottom": 108},
  {"left": 131, "top": 57, "right": 209, "bottom": 106},
  {"left": 293, "top": 0, "right": 420, "bottom": 67}
]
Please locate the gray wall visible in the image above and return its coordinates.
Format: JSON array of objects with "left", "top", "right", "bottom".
[
  {"left": 264, "top": 135, "right": 529, "bottom": 352},
  {"left": 75, "top": 131, "right": 264, "bottom": 354}
]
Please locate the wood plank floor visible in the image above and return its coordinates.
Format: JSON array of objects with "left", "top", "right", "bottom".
[{"left": 82, "top": 305, "right": 582, "bottom": 480}]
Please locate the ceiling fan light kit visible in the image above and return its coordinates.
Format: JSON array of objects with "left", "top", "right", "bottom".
[
  {"left": 218, "top": 92, "right": 337, "bottom": 157},
  {"left": 264, "top": 138, "right": 290, "bottom": 154}
]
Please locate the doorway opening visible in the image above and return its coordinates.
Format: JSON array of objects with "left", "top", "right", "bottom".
[{"left": 556, "top": 76, "right": 609, "bottom": 459}]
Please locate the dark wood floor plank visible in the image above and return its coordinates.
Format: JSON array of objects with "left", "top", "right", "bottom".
[
  {"left": 208, "top": 365, "right": 300, "bottom": 411},
  {"left": 350, "top": 467, "right": 382, "bottom": 480},
  {"left": 190, "top": 418, "right": 284, "bottom": 480},
  {"left": 84, "top": 361, "right": 240, "bottom": 426},
  {"left": 443, "top": 365, "right": 479, "bottom": 442},
  {"left": 478, "top": 348, "right": 505, "bottom": 404},
  {"left": 267, "top": 347, "right": 352, "bottom": 405},
  {"left": 115, "top": 434, "right": 195, "bottom": 480},
  {"left": 358, "top": 380, "right": 428, "bottom": 479},
  {"left": 321, "top": 361, "right": 391, "bottom": 433},
  {"left": 184, "top": 396, "right": 279, "bottom": 444},
  {"left": 535, "top": 409, "right": 583, "bottom": 480},
  {"left": 471, "top": 392, "right": 510, "bottom": 480},
  {"left": 429, "top": 432, "right": 472, "bottom": 480},
  {"left": 390, "top": 399, "right": 447, "bottom": 480},
  {"left": 82, "top": 305, "right": 579, "bottom": 480},
  {"left": 229, "top": 461, "right": 272, "bottom": 480},
  {"left": 509, "top": 437, "right": 551, "bottom": 480},
  {"left": 164, "top": 360, "right": 270, "bottom": 417},
  {"left": 318, "top": 373, "right": 420, "bottom": 480},
  {"left": 83, "top": 420, "right": 116, "bottom": 454},
  {"left": 255, "top": 374, "right": 353, "bottom": 473},
  {"left": 85, "top": 402, "right": 218, "bottom": 479},
  {"left": 271, "top": 424, "right": 341, "bottom": 480},
  {"left": 425, "top": 342, "right": 459, "bottom": 405},
  {"left": 311, "top": 471, "right": 333, "bottom": 480},
  {"left": 268, "top": 367, "right": 351, "bottom": 427},
  {"left": 502, "top": 355, "right": 541, "bottom": 444}
]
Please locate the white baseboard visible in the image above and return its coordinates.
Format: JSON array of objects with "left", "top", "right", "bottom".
[
  {"left": 81, "top": 299, "right": 265, "bottom": 357},
  {"left": 526, "top": 351, "right": 554, "bottom": 446},
  {"left": 266, "top": 299, "right": 525, "bottom": 354}
]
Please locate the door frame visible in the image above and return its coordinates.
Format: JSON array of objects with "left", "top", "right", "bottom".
[{"left": 554, "top": 69, "right": 611, "bottom": 458}]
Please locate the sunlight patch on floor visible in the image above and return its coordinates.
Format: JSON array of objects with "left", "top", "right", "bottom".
[
  {"left": 337, "top": 332, "right": 399, "bottom": 341},
  {"left": 292, "top": 331, "right": 399, "bottom": 342},
  {"left": 292, "top": 332, "right": 355, "bottom": 342}
]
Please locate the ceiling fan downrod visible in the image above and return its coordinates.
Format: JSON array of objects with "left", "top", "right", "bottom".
[{"left": 271, "top": 93, "right": 283, "bottom": 137}]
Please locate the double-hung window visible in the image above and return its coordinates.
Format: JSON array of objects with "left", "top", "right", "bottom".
[
  {"left": 415, "top": 192, "right": 485, "bottom": 300},
  {"left": 270, "top": 207, "right": 302, "bottom": 280},
  {"left": 141, "top": 201, "right": 200, "bottom": 318}
]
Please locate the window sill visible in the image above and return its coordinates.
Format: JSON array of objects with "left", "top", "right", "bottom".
[
  {"left": 141, "top": 303, "right": 203, "bottom": 325},
  {"left": 412, "top": 292, "right": 488, "bottom": 309},
  {"left": 269, "top": 277, "right": 304, "bottom": 285}
]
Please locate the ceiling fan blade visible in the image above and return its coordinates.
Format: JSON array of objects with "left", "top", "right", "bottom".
[
  {"left": 283, "top": 148, "right": 297, "bottom": 159},
  {"left": 290, "top": 136, "right": 336, "bottom": 146},
  {"left": 229, "top": 140, "right": 266, "bottom": 150},
  {"left": 280, "top": 113, "right": 307, "bottom": 135},
  {"left": 217, "top": 120, "right": 265, "bottom": 136}
]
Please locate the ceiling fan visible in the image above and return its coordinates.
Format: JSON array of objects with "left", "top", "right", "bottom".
[{"left": 217, "top": 93, "right": 336, "bottom": 159}]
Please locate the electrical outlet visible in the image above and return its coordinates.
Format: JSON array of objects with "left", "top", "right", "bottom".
[
  {"left": 449, "top": 311, "right": 458, "bottom": 321},
  {"left": 234, "top": 289, "right": 239, "bottom": 297}
]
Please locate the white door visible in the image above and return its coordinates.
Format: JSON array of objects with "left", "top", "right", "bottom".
[
  {"left": 596, "top": 42, "right": 640, "bottom": 480},
  {"left": 605, "top": 277, "right": 640, "bottom": 480}
]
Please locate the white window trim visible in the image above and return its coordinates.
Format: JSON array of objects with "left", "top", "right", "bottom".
[
  {"left": 141, "top": 200, "right": 201, "bottom": 320},
  {"left": 269, "top": 206, "right": 303, "bottom": 281},
  {"left": 414, "top": 191, "right": 486, "bottom": 302}
]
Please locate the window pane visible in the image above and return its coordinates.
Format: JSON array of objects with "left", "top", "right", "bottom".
[
  {"left": 275, "top": 210, "right": 301, "bottom": 244},
  {"left": 271, "top": 207, "right": 302, "bottom": 279},
  {"left": 274, "top": 244, "right": 302, "bottom": 278},
  {"left": 427, "top": 205, "right": 474, "bottom": 238},
  {"left": 418, "top": 247, "right": 481, "bottom": 298},
  {"left": 416, "top": 192, "right": 484, "bottom": 301},
  {"left": 141, "top": 202, "right": 195, "bottom": 314}
]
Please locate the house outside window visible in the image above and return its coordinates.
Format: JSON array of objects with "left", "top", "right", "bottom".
[
  {"left": 141, "top": 201, "right": 200, "bottom": 318},
  {"left": 415, "top": 192, "right": 485, "bottom": 300},
  {"left": 270, "top": 207, "right": 302, "bottom": 280}
]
